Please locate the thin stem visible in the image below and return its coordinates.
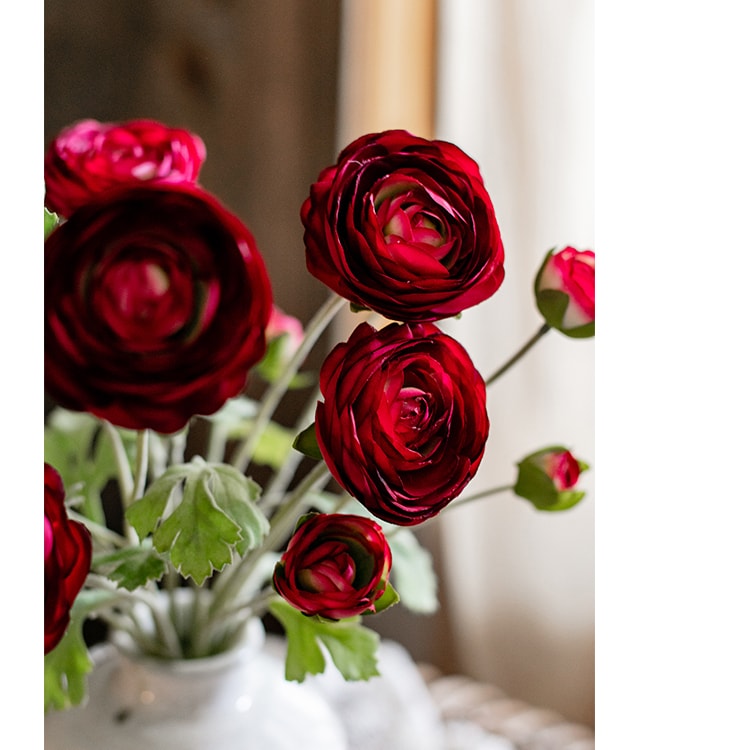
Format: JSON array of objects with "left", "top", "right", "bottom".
[
  {"left": 484, "top": 323, "right": 551, "bottom": 387},
  {"left": 230, "top": 293, "right": 346, "bottom": 472},
  {"left": 446, "top": 484, "right": 515, "bottom": 511},
  {"left": 130, "top": 430, "right": 149, "bottom": 505},
  {"left": 69, "top": 511, "right": 128, "bottom": 548},
  {"left": 102, "top": 421, "right": 134, "bottom": 501},
  {"left": 259, "top": 386, "right": 321, "bottom": 512}
]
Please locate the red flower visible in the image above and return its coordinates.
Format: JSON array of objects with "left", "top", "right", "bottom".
[
  {"left": 315, "top": 321, "right": 489, "bottom": 526},
  {"left": 45, "top": 464, "right": 92, "bottom": 654},
  {"left": 535, "top": 246, "right": 595, "bottom": 338},
  {"left": 302, "top": 129, "right": 505, "bottom": 322},
  {"left": 273, "top": 513, "right": 392, "bottom": 619},
  {"left": 45, "top": 183, "right": 272, "bottom": 434},
  {"left": 44, "top": 118, "right": 206, "bottom": 217}
]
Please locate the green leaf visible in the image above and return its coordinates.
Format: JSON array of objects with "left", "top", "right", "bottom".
[
  {"left": 292, "top": 422, "right": 323, "bottom": 461},
  {"left": 44, "top": 590, "right": 115, "bottom": 712},
  {"left": 269, "top": 599, "right": 381, "bottom": 682},
  {"left": 44, "top": 207, "right": 61, "bottom": 240},
  {"left": 125, "top": 458, "right": 268, "bottom": 584},
  {"left": 252, "top": 421, "right": 296, "bottom": 470},
  {"left": 93, "top": 544, "right": 167, "bottom": 591},
  {"left": 44, "top": 409, "right": 117, "bottom": 525},
  {"left": 387, "top": 530, "right": 439, "bottom": 614}
]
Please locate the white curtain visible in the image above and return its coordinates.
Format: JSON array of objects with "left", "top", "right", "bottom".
[{"left": 435, "top": 0, "right": 595, "bottom": 726}]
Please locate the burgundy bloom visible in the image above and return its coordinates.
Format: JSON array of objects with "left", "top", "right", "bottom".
[
  {"left": 45, "top": 183, "right": 272, "bottom": 434},
  {"left": 535, "top": 246, "right": 595, "bottom": 338},
  {"left": 315, "top": 321, "right": 489, "bottom": 526},
  {"left": 273, "top": 513, "right": 392, "bottom": 619},
  {"left": 45, "top": 464, "right": 92, "bottom": 654},
  {"left": 302, "top": 129, "right": 505, "bottom": 322},
  {"left": 44, "top": 118, "right": 206, "bottom": 217}
]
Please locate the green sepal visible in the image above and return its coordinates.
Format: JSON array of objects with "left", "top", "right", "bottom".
[
  {"left": 269, "top": 599, "right": 380, "bottom": 682},
  {"left": 44, "top": 589, "right": 118, "bottom": 713},
  {"left": 372, "top": 581, "right": 400, "bottom": 614},
  {"left": 93, "top": 542, "right": 167, "bottom": 591},
  {"left": 535, "top": 288, "right": 595, "bottom": 339},
  {"left": 44, "top": 207, "right": 61, "bottom": 240},
  {"left": 349, "top": 302, "right": 371, "bottom": 314},
  {"left": 387, "top": 530, "right": 439, "bottom": 614},
  {"left": 125, "top": 457, "right": 267, "bottom": 584},
  {"left": 292, "top": 422, "right": 323, "bottom": 461}
]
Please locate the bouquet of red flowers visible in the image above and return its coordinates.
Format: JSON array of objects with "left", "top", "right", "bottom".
[{"left": 44, "top": 118, "right": 594, "bottom": 710}]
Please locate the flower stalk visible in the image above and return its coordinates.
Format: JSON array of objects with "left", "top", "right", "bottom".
[
  {"left": 484, "top": 323, "right": 550, "bottom": 386},
  {"left": 230, "top": 293, "right": 346, "bottom": 473}
]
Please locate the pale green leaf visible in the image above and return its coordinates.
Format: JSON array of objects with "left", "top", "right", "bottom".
[
  {"left": 93, "top": 544, "right": 167, "bottom": 591},
  {"left": 126, "top": 458, "right": 269, "bottom": 584},
  {"left": 388, "top": 530, "right": 439, "bottom": 614},
  {"left": 44, "top": 590, "right": 116, "bottom": 713},
  {"left": 269, "top": 599, "right": 381, "bottom": 682}
]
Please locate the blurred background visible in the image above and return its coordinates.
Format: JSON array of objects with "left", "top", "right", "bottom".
[{"left": 45, "top": 0, "right": 594, "bottom": 728}]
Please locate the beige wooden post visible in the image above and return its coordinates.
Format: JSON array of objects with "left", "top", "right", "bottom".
[{"left": 336, "top": 0, "right": 437, "bottom": 147}]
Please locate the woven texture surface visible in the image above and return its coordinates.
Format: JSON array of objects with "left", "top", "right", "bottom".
[{"left": 419, "top": 664, "right": 595, "bottom": 750}]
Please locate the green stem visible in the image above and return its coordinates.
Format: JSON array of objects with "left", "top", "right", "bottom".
[
  {"left": 230, "top": 293, "right": 346, "bottom": 472},
  {"left": 130, "top": 430, "right": 149, "bottom": 505},
  {"left": 102, "top": 421, "right": 134, "bottom": 502},
  {"left": 484, "top": 323, "right": 551, "bottom": 387},
  {"left": 446, "top": 484, "right": 515, "bottom": 511},
  {"left": 259, "top": 386, "right": 321, "bottom": 513},
  {"left": 69, "top": 511, "right": 128, "bottom": 548},
  {"left": 86, "top": 574, "right": 183, "bottom": 658}
]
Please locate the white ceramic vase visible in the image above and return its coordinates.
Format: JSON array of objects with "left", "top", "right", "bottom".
[{"left": 44, "top": 617, "right": 348, "bottom": 750}]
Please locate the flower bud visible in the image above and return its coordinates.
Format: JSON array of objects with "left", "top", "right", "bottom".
[
  {"left": 513, "top": 447, "right": 589, "bottom": 511},
  {"left": 273, "top": 512, "right": 392, "bottom": 620},
  {"left": 534, "top": 246, "right": 594, "bottom": 338}
]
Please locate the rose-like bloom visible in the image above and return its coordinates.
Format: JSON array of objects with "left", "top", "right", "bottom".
[
  {"left": 44, "top": 118, "right": 206, "bottom": 217},
  {"left": 315, "top": 321, "right": 489, "bottom": 526},
  {"left": 302, "top": 129, "right": 505, "bottom": 322},
  {"left": 513, "top": 446, "right": 589, "bottom": 511},
  {"left": 45, "top": 463, "right": 92, "bottom": 654},
  {"left": 45, "top": 183, "right": 273, "bottom": 434},
  {"left": 535, "top": 246, "right": 595, "bottom": 338},
  {"left": 273, "top": 513, "right": 392, "bottom": 619}
]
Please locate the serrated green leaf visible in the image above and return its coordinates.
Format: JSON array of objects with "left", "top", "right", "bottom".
[
  {"left": 126, "top": 458, "right": 269, "bottom": 584},
  {"left": 316, "top": 623, "right": 380, "bottom": 681},
  {"left": 44, "top": 590, "right": 116, "bottom": 712},
  {"left": 269, "top": 599, "right": 380, "bottom": 682},
  {"left": 269, "top": 599, "right": 327, "bottom": 681},
  {"left": 387, "top": 531, "right": 438, "bottom": 614},
  {"left": 292, "top": 423, "right": 323, "bottom": 461},
  {"left": 94, "top": 544, "right": 167, "bottom": 590}
]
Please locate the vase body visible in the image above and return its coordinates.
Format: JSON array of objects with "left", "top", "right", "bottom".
[{"left": 44, "top": 618, "right": 347, "bottom": 750}]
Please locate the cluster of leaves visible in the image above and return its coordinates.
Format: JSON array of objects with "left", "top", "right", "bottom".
[{"left": 44, "top": 395, "right": 438, "bottom": 711}]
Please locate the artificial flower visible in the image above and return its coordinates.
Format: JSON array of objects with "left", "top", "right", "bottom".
[{"left": 302, "top": 129, "right": 505, "bottom": 322}]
